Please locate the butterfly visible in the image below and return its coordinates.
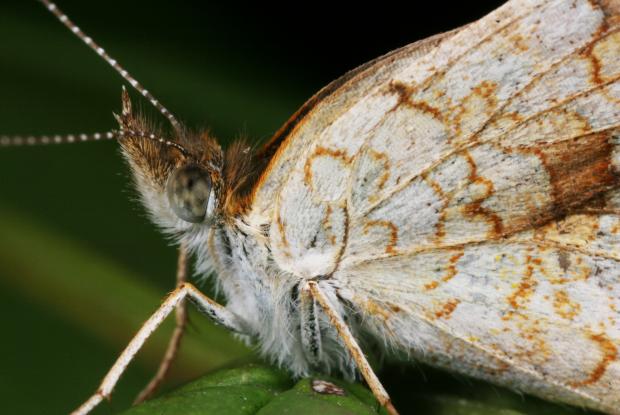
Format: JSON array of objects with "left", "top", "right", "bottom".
[{"left": 1, "top": 0, "right": 619, "bottom": 414}]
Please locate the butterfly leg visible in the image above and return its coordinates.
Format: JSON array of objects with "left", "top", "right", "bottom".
[
  {"left": 72, "top": 282, "right": 246, "bottom": 415},
  {"left": 299, "top": 284, "right": 323, "bottom": 365},
  {"left": 133, "top": 242, "right": 189, "bottom": 404},
  {"left": 306, "top": 281, "right": 399, "bottom": 415}
]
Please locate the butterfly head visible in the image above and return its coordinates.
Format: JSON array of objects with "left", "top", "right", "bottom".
[
  {"left": 115, "top": 88, "right": 227, "bottom": 232},
  {"left": 0, "top": 1, "right": 257, "bottom": 235}
]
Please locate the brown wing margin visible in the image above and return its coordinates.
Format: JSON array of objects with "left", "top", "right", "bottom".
[{"left": 254, "top": 28, "right": 463, "bottom": 166}]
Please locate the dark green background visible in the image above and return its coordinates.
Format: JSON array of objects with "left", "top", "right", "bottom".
[{"left": 0, "top": 1, "right": 594, "bottom": 414}]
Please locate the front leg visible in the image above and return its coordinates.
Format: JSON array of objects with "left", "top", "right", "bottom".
[{"left": 72, "top": 283, "right": 246, "bottom": 415}]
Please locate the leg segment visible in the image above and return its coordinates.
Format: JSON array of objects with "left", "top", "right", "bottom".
[
  {"left": 299, "top": 284, "right": 323, "bottom": 365},
  {"left": 134, "top": 242, "right": 189, "bottom": 404},
  {"left": 71, "top": 283, "right": 245, "bottom": 415},
  {"left": 306, "top": 281, "right": 399, "bottom": 415}
]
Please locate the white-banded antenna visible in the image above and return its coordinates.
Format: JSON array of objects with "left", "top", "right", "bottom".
[
  {"left": 0, "top": 131, "right": 115, "bottom": 147},
  {"left": 0, "top": 129, "right": 188, "bottom": 155},
  {"left": 38, "top": 0, "right": 183, "bottom": 136},
  {"left": 117, "top": 128, "right": 188, "bottom": 155}
]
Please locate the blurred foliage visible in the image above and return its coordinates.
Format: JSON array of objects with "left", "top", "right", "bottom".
[{"left": 0, "top": 1, "right": 602, "bottom": 414}]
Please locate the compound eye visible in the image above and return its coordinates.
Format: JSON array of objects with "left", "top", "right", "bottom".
[{"left": 166, "top": 165, "right": 212, "bottom": 223}]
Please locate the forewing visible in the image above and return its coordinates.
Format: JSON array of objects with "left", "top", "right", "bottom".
[{"left": 254, "top": 0, "right": 619, "bottom": 278}]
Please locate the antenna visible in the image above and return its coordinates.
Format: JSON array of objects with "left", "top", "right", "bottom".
[
  {"left": 117, "top": 129, "right": 189, "bottom": 156},
  {"left": 0, "top": 129, "right": 189, "bottom": 156},
  {"left": 38, "top": 0, "right": 183, "bottom": 136},
  {"left": 0, "top": 132, "right": 115, "bottom": 146}
]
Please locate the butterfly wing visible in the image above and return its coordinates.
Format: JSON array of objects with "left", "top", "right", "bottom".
[
  {"left": 250, "top": 0, "right": 620, "bottom": 412},
  {"left": 338, "top": 200, "right": 620, "bottom": 412}
]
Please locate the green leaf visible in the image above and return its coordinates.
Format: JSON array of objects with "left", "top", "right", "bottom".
[
  {"left": 256, "top": 377, "right": 383, "bottom": 415},
  {"left": 122, "top": 365, "right": 291, "bottom": 415},
  {"left": 121, "top": 365, "right": 551, "bottom": 415},
  {"left": 122, "top": 364, "right": 390, "bottom": 415},
  {"left": 122, "top": 362, "right": 604, "bottom": 415}
]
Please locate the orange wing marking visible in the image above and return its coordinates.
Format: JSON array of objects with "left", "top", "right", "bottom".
[
  {"left": 363, "top": 220, "right": 399, "bottom": 254},
  {"left": 462, "top": 150, "right": 504, "bottom": 237},
  {"left": 424, "top": 251, "right": 464, "bottom": 291},
  {"left": 434, "top": 299, "right": 461, "bottom": 320},
  {"left": 503, "top": 253, "right": 536, "bottom": 320},
  {"left": 552, "top": 290, "right": 582, "bottom": 320},
  {"left": 386, "top": 80, "right": 445, "bottom": 121},
  {"left": 569, "top": 332, "right": 618, "bottom": 388},
  {"left": 303, "top": 146, "right": 352, "bottom": 188},
  {"left": 451, "top": 80, "right": 499, "bottom": 143}
]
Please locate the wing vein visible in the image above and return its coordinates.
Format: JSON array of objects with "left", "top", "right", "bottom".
[
  {"left": 344, "top": 232, "right": 620, "bottom": 267},
  {"left": 355, "top": 72, "right": 620, "bottom": 220}
]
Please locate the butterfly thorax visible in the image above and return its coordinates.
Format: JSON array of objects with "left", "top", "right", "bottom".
[{"left": 201, "top": 216, "right": 360, "bottom": 378}]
